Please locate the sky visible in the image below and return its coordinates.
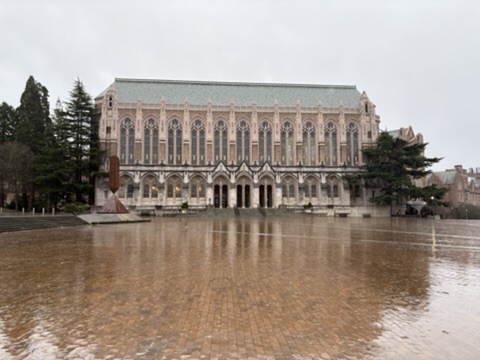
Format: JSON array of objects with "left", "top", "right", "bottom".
[{"left": 1, "top": 0, "right": 479, "bottom": 171}]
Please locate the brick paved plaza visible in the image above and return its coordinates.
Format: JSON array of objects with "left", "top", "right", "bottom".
[{"left": 1, "top": 216, "right": 480, "bottom": 359}]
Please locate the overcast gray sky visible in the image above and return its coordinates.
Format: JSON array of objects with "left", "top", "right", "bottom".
[{"left": 1, "top": 0, "right": 479, "bottom": 171}]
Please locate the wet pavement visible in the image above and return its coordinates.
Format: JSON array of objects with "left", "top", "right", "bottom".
[{"left": 0, "top": 216, "right": 480, "bottom": 359}]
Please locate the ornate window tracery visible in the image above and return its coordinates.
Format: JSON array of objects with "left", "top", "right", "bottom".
[
  {"left": 346, "top": 122, "right": 359, "bottom": 165},
  {"left": 302, "top": 121, "right": 316, "bottom": 166},
  {"left": 236, "top": 120, "right": 250, "bottom": 163},
  {"left": 214, "top": 119, "right": 228, "bottom": 163},
  {"left": 191, "top": 118, "right": 205, "bottom": 165},
  {"left": 142, "top": 175, "right": 158, "bottom": 199},
  {"left": 120, "top": 117, "right": 135, "bottom": 164},
  {"left": 258, "top": 120, "right": 272, "bottom": 164},
  {"left": 144, "top": 118, "right": 159, "bottom": 164},
  {"left": 166, "top": 175, "right": 182, "bottom": 199},
  {"left": 167, "top": 118, "right": 182, "bottom": 164},
  {"left": 281, "top": 121, "right": 294, "bottom": 165},
  {"left": 324, "top": 122, "right": 337, "bottom": 166}
]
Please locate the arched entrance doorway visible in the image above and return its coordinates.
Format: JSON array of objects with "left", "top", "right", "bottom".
[
  {"left": 258, "top": 177, "right": 274, "bottom": 208},
  {"left": 213, "top": 176, "right": 229, "bottom": 208},
  {"left": 236, "top": 176, "right": 252, "bottom": 208}
]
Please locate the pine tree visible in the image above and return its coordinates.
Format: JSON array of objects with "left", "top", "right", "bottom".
[
  {"left": 0, "top": 102, "right": 17, "bottom": 144},
  {"left": 63, "top": 79, "right": 101, "bottom": 204},
  {"left": 15, "top": 76, "right": 51, "bottom": 210},
  {"left": 34, "top": 100, "right": 71, "bottom": 210},
  {"left": 348, "top": 131, "right": 448, "bottom": 213},
  {"left": 0, "top": 102, "right": 17, "bottom": 207}
]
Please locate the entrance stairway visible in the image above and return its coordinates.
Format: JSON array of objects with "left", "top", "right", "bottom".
[{"left": 0, "top": 215, "right": 88, "bottom": 233}]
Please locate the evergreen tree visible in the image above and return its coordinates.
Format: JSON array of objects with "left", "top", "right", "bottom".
[
  {"left": 15, "top": 76, "right": 51, "bottom": 210},
  {"left": 0, "top": 102, "right": 17, "bottom": 144},
  {"left": 0, "top": 141, "right": 33, "bottom": 210},
  {"left": 63, "top": 79, "right": 101, "bottom": 204},
  {"left": 0, "top": 102, "right": 17, "bottom": 207},
  {"left": 348, "top": 131, "right": 448, "bottom": 212},
  {"left": 34, "top": 99, "right": 71, "bottom": 210}
]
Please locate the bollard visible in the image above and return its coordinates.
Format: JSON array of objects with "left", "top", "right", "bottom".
[
  {"left": 22, "top": 208, "right": 25, "bottom": 216},
  {"left": 52, "top": 208, "right": 55, "bottom": 216},
  {"left": 42, "top": 208, "right": 45, "bottom": 216},
  {"left": 33, "top": 208, "right": 35, "bottom": 216}
]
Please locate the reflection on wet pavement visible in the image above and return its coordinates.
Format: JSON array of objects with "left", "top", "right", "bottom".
[{"left": 1, "top": 217, "right": 480, "bottom": 359}]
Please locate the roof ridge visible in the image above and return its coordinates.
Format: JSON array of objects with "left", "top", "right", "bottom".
[{"left": 114, "top": 78, "right": 357, "bottom": 90}]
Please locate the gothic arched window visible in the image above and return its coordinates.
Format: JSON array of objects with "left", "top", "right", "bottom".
[
  {"left": 120, "top": 117, "right": 135, "bottom": 164},
  {"left": 304, "top": 176, "right": 318, "bottom": 201},
  {"left": 214, "top": 119, "right": 228, "bottom": 163},
  {"left": 281, "top": 120, "right": 294, "bottom": 165},
  {"left": 166, "top": 175, "right": 182, "bottom": 199},
  {"left": 236, "top": 120, "right": 250, "bottom": 163},
  {"left": 168, "top": 118, "right": 182, "bottom": 165},
  {"left": 324, "top": 122, "right": 337, "bottom": 166},
  {"left": 302, "top": 121, "right": 316, "bottom": 166},
  {"left": 190, "top": 176, "right": 206, "bottom": 201},
  {"left": 191, "top": 118, "right": 205, "bottom": 165},
  {"left": 258, "top": 120, "right": 272, "bottom": 164},
  {"left": 346, "top": 122, "right": 359, "bottom": 165},
  {"left": 118, "top": 175, "right": 134, "bottom": 200},
  {"left": 142, "top": 175, "right": 158, "bottom": 199},
  {"left": 144, "top": 118, "right": 159, "bottom": 164}
]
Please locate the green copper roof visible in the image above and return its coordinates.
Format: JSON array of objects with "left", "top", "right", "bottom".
[{"left": 107, "top": 78, "right": 362, "bottom": 108}]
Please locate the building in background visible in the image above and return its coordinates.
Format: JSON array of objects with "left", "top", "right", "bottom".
[
  {"left": 94, "top": 78, "right": 383, "bottom": 215},
  {"left": 427, "top": 165, "right": 480, "bottom": 207}
]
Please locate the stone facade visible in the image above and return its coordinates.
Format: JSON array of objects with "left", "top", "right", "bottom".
[
  {"left": 94, "top": 79, "right": 382, "bottom": 215},
  {"left": 427, "top": 165, "right": 480, "bottom": 207}
]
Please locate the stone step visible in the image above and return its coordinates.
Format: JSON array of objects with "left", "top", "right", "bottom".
[{"left": 0, "top": 215, "right": 88, "bottom": 233}]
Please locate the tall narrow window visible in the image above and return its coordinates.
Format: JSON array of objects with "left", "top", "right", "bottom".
[
  {"left": 258, "top": 120, "right": 272, "bottom": 164},
  {"left": 190, "top": 176, "right": 206, "bottom": 201},
  {"left": 144, "top": 118, "right": 159, "bottom": 164},
  {"left": 236, "top": 120, "right": 250, "bottom": 163},
  {"left": 120, "top": 117, "right": 135, "bottom": 164},
  {"left": 346, "top": 122, "right": 359, "bottom": 165},
  {"left": 166, "top": 176, "right": 182, "bottom": 199},
  {"left": 281, "top": 121, "right": 294, "bottom": 165},
  {"left": 324, "top": 122, "right": 337, "bottom": 166},
  {"left": 281, "top": 177, "right": 296, "bottom": 200},
  {"left": 214, "top": 119, "right": 228, "bottom": 163},
  {"left": 302, "top": 121, "right": 316, "bottom": 166},
  {"left": 118, "top": 176, "right": 134, "bottom": 200},
  {"left": 304, "top": 177, "right": 318, "bottom": 201},
  {"left": 142, "top": 175, "right": 158, "bottom": 199},
  {"left": 191, "top": 119, "right": 205, "bottom": 165},
  {"left": 168, "top": 118, "right": 182, "bottom": 165}
]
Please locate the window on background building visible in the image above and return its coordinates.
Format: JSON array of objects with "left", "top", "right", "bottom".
[
  {"left": 214, "top": 119, "right": 228, "bottom": 163},
  {"left": 166, "top": 176, "right": 182, "bottom": 199},
  {"left": 120, "top": 117, "right": 135, "bottom": 164},
  {"left": 304, "top": 177, "right": 318, "bottom": 200},
  {"left": 190, "top": 176, "right": 206, "bottom": 200},
  {"left": 302, "top": 121, "right": 316, "bottom": 166},
  {"left": 281, "top": 121, "right": 294, "bottom": 165},
  {"left": 324, "top": 122, "right": 337, "bottom": 166},
  {"left": 144, "top": 118, "right": 159, "bottom": 164},
  {"left": 236, "top": 120, "right": 250, "bottom": 163},
  {"left": 142, "top": 175, "right": 158, "bottom": 199},
  {"left": 191, "top": 118, "right": 205, "bottom": 165},
  {"left": 346, "top": 122, "right": 359, "bottom": 165},
  {"left": 258, "top": 120, "right": 272, "bottom": 164},
  {"left": 168, "top": 118, "right": 182, "bottom": 165},
  {"left": 281, "top": 177, "right": 296, "bottom": 200},
  {"left": 118, "top": 176, "right": 134, "bottom": 200}
]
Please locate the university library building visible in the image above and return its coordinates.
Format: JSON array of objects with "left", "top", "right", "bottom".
[{"left": 94, "top": 78, "right": 387, "bottom": 216}]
